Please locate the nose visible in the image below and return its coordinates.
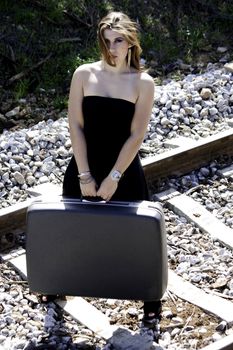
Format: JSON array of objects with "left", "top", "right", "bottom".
[{"left": 109, "top": 42, "right": 116, "bottom": 52}]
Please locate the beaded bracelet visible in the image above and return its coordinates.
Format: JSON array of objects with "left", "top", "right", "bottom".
[{"left": 78, "top": 171, "right": 91, "bottom": 178}]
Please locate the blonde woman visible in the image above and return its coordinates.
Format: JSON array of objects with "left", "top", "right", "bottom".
[{"left": 62, "top": 11, "right": 162, "bottom": 329}]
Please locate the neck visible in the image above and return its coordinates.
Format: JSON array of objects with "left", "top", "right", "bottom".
[{"left": 102, "top": 59, "right": 129, "bottom": 74}]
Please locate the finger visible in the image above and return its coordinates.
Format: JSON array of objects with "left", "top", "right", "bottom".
[
  {"left": 103, "top": 194, "right": 111, "bottom": 201},
  {"left": 97, "top": 192, "right": 106, "bottom": 200},
  {"left": 81, "top": 184, "right": 97, "bottom": 196},
  {"left": 83, "top": 193, "right": 96, "bottom": 197}
]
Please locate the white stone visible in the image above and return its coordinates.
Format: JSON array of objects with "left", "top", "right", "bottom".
[
  {"left": 209, "top": 107, "right": 218, "bottom": 115},
  {"left": 171, "top": 327, "right": 181, "bottom": 337},
  {"left": 127, "top": 307, "right": 138, "bottom": 316},
  {"left": 39, "top": 176, "right": 49, "bottom": 184}
]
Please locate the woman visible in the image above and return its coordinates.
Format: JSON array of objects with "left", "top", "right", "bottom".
[{"left": 63, "top": 11, "right": 162, "bottom": 329}]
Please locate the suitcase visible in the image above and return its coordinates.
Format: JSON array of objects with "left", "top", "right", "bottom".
[{"left": 26, "top": 197, "right": 168, "bottom": 301}]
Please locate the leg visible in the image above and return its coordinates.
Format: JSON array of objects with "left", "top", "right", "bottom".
[
  {"left": 142, "top": 300, "right": 162, "bottom": 328},
  {"left": 36, "top": 294, "right": 58, "bottom": 304}
]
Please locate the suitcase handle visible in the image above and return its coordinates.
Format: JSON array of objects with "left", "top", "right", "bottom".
[
  {"left": 81, "top": 197, "right": 130, "bottom": 206},
  {"left": 81, "top": 195, "right": 106, "bottom": 203},
  {"left": 82, "top": 199, "right": 106, "bottom": 203}
]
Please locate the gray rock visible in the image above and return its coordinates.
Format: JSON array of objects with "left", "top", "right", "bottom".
[
  {"left": 216, "top": 321, "right": 227, "bottom": 332},
  {"left": 10, "top": 164, "right": 21, "bottom": 172},
  {"left": 108, "top": 327, "right": 154, "bottom": 350},
  {"left": 217, "top": 47, "right": 228, "bottom": 53},
  {"left": 161, "top": 117, "right": 170, "bottom": 126},
  {"left": 13, "top": 172, "right": 25, "bottom": 185},
  {"left": 5, "top": 106, "right": 20, "bottom": 118},
  {"left": 44, "top": 314, "right": 56, "bottom": 329},
  {"left": 26, "top": 176, "right": 36, "bottom": 186},
  {"left": 200, "top": 108, "right": 209, "bottom": 118},
  {"left": 200, "top": 88, "right": 212, "bottom": 99},
  {"left": 184, "top": 107, "right": 195, "bottom": 115},
  {"left": 200, "top": 167, "right": 210, "bottom": 177}
]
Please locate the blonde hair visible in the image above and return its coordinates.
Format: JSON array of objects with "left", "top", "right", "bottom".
[{"left": 97, "top": 12, "right": 142, "bottom": 71}]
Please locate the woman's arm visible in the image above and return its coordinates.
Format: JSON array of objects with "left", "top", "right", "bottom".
[
  {"left": 68, "top": 66, "right": 97, "bottom": 196},
  {"left": 97, "top": 73, "right": 154, "bottom": 200}
]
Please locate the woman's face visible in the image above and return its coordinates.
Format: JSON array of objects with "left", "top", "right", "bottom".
[{"left": 103, "top": 29, "right": 130, "bottom": 66}]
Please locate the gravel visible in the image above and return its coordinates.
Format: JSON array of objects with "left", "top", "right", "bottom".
[
  {"left": 141, "top": 62, "right": 233, "bottom": 156},
  {"left": 0, "top": 119, "right": 71, "bottom": 209},
  {"left": 1, "top": 62, "right": 233, "bottom": 349},
  {"left": 164, "top": 207, "right": 233, "bottom": 297}
]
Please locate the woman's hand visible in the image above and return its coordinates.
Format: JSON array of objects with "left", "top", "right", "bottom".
[
  {"left": 80, "top": 178, "right": 98, "bottom": 197},
  {"left": 97, "top": 176, "right": 118, "bottom": 201}
]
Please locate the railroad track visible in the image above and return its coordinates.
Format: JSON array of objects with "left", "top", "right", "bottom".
[
  {"left": 1, "top": 127, "right": 233, "bottom": 349},
  {"left": 1, "top": 128, "right": 233, "bottom": 235}
]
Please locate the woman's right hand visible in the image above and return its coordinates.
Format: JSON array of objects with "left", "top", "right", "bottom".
[{"left": 80, "top": 179, "right": 97, "bottom": 197}]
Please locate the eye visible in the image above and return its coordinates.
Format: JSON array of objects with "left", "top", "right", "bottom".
[{"left": 115, "top": 38, "right": 124, "bottom": 43}]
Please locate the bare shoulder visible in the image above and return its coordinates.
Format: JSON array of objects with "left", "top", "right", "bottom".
[
  {"left": 70, "top": 62, "right": 100, "bottom": 88},
  {"left": 137, "top": 72, "right": 154, "bottom": 98},
  {"left": 139, "top": 71, "right": 154, "bottom": 85},
  {"left": 73, "top": 61, "right": 101, "bottom": 76}
]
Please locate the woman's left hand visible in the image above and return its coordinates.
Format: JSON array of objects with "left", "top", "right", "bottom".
[{"left": 97, "top": 176, "right": 118, "bottom": 201}]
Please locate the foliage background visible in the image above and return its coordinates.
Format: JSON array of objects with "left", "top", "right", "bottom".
[{"left": 1, "top": 0, "right": 233, "bottom": 101}]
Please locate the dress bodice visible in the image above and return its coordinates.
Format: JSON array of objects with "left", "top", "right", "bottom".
[
  {"left": 82, "top": 96, "right": 135, "bottom": 147},
  {"left": 82, "top": 96, "right": 135, "bottom": 176}
]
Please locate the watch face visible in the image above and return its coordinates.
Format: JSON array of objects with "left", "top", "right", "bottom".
[{"left": 111, "top": 170, "right": 121, "bottom": 181}]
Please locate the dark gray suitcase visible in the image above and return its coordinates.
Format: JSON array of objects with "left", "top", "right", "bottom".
[{"left": 26, "top": 198, "right": 167, "bottom": 301}]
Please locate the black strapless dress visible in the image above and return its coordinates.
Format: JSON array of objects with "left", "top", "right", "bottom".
[
  {"left": 63, "top": 96, "right": 149, "bottom": 201},
  {"left": 62, "top": 95, "right": 160, "bottom": 315}
]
